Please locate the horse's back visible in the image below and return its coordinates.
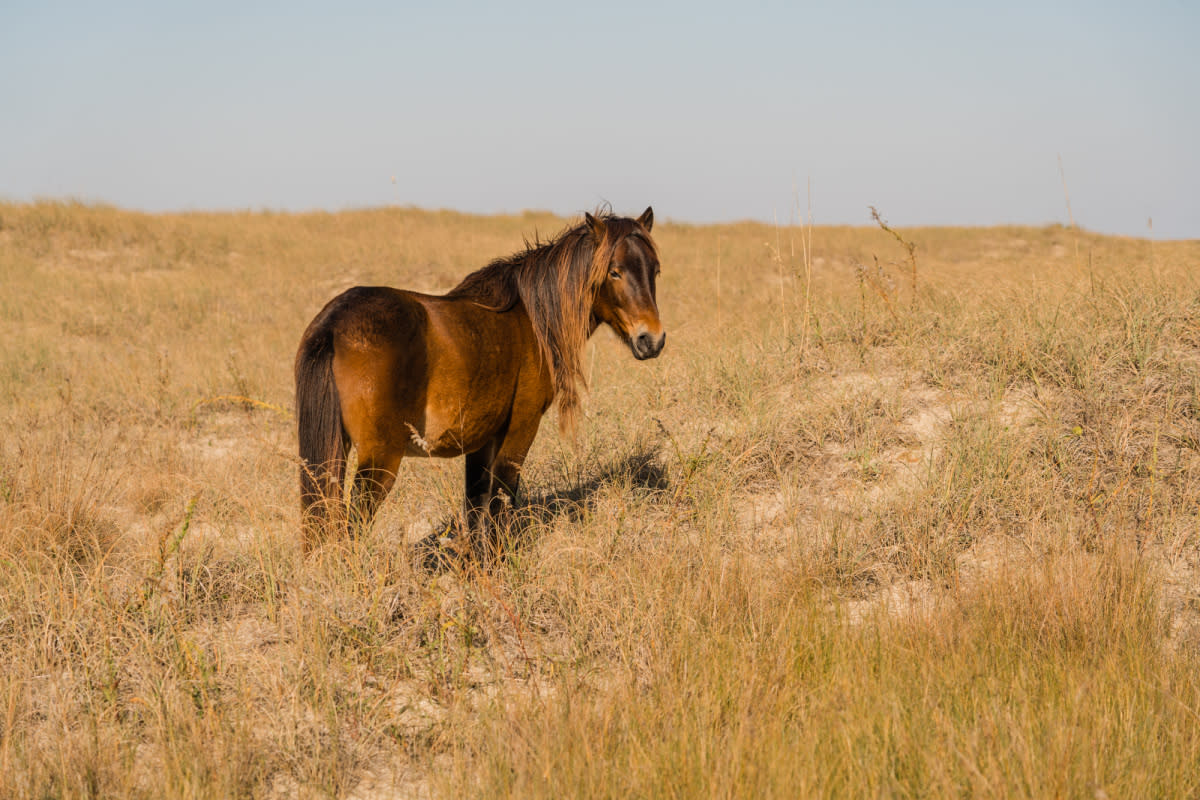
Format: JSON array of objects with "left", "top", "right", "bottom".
[
  {"left": 305, "top": 286, "right": 425, "bottom": 349},
  {"left": 315, "top": 285, "right": 515, "bottom": 370}
]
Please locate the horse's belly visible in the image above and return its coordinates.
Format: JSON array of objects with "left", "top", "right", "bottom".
[{"left": 406, "top": 402, "right": 507, "bottom": 458}]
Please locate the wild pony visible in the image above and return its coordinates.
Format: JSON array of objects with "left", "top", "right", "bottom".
[{"left": 295, "top": 207, "right": 664, "bottom": 553}]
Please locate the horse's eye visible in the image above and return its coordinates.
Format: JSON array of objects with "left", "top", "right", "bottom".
[{"left": 608, "top": 268, "right": 621, "bottom": 280}]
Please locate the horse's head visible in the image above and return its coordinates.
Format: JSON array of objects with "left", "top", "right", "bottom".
[{"left": 588, "top": 207, "right": 666, "bottom": 361}]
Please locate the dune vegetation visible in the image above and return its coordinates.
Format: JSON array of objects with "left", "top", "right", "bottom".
[{"left": 1, "top": 201, "right": 1199, "bottom": 798}]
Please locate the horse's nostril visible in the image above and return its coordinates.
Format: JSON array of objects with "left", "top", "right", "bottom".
[{"left": 634, "top": 331, "right": 665, "bottom": 358}]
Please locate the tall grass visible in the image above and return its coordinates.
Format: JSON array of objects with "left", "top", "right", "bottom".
[{"left": 1, "top": 201, "right": 1198, "bottom": 797}]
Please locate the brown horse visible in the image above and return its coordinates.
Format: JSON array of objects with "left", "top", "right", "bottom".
[{"left": 295, "top": 207, "right": 664, "bottom": 552}]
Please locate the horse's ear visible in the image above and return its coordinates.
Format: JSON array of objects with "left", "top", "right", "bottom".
[
  {"left": 585, "top": 212, "right": 607, "bottom": 241},
  {"left": 636, "top": 206, "right": 654, "bottom": 232}
]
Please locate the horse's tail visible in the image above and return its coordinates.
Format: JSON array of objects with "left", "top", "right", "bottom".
[{"left": 295, "top": 314, "right": 347, "bottom": 548}]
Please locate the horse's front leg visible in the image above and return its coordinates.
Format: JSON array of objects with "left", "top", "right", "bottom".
[
  {"left": 462, "top": 418, "right": 542, "bottom": 560},
  {"left": 463, "top": 440, "right": 499, "bottom": 534}
]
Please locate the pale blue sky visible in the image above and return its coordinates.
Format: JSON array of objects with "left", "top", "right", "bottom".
[{"left": 3, "top": 1, "right": 1197, "bottom": 238}]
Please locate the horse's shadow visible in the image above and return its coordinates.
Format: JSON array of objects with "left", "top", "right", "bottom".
[{"left": 411, "top": 446, "right": 668, "bottom": 573}]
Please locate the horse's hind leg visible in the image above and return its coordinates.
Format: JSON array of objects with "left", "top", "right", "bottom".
[
  {"left": 348, "top": 451, "right": 402, "bottom": 535},
  {"left": 300, "top": 453, "right": 349, "bottom": 551}
]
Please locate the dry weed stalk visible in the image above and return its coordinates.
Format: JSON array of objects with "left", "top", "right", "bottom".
[
  {"left": 1058, "top": 153, "right": 1083, "bottom": 272},
  {"left": 853, "top": 255, "right": 901, "bottom": 323},
  {"left": 798, "top": 177, "right": 818, "bottom": 354},
  {"left": 869, "top": 205, "right": 919, "bottom": 309}
]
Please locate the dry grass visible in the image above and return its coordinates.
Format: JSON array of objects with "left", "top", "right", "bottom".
[{"left": 2, "top": 200, "right": 1199, "bottom": 798}]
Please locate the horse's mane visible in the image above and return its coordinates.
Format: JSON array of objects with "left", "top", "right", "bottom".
[{"left": 446, "top": 212, "right": 650, "bottom": 433}]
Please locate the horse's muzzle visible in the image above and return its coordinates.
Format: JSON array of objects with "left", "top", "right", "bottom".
[{"left": 631, "top": 330, "right": 666, "bottom": 360}]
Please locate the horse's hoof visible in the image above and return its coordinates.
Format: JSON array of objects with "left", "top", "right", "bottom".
[{"left": 413, "top": 528, "right": 468, "bottom": 574}]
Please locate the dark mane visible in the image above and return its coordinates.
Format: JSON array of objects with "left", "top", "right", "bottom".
[{"left": 446, "top": 213, "right": 650, "bottom": 431}]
